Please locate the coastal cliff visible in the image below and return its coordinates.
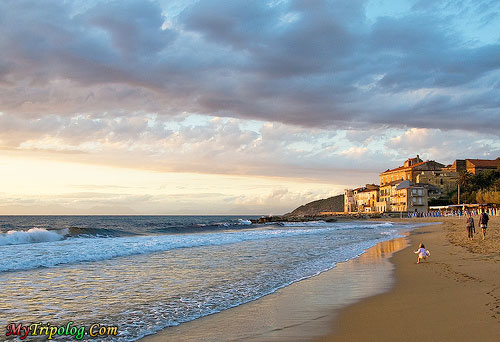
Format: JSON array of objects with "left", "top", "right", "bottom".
[
  {"left": 285, "top": 194, "right": 344, "bottom": 217},
  {"left": 252, "top": 194, "right": 379, "bottom": 224}
]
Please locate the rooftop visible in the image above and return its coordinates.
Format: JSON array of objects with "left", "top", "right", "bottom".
[
  {"left": 383, "top": 161, "right": 427, "bottom": 173},
  {"left": 381, "top": 179, "right": 405, "bottom": 187},
  {"left": 358, "top": 187, "right": 379, "bottom": 193},
  {"left": 467, "top": 159, "right": 500, "bottom": 168}
]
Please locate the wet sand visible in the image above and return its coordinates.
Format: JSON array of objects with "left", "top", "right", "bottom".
[
  {"left": 318, "top": 216, "right": 500, "bottom": 342},
  {"left": 140, "top": 233, "right": 409, "bottom": 341}
]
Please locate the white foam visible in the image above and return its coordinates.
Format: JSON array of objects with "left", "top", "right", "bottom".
[
  {"left": 0, "top": 228, "right": 66, "bottom": 246},
  {"left": 238, "top": 219, "right": 252, "bottom": 225},
  {"left": 372, "top": 222, "right": 394, "bottom": 227},
  {"left": 0, "top": 221, "right": 406, "bottom": 273},
  {"left": 0, "top": 227, "right": 328, "bottom": 272},
  {"left": 280, "top": 220, "right": 327, "bottom": 227}
]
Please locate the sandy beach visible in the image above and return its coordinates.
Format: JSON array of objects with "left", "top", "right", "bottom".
[{"left": 319, "top": 216, "right": 500, "bottom": 342}]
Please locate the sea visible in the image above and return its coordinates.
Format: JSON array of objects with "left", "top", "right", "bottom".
[{"left": 0, "top": 216, "right": 420, "bottom": 341}]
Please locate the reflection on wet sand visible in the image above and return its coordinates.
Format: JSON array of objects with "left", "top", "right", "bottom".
[
  {"left": 140, "top": 236, "right": 409, "bottom": 342},
  {"left": 357, "top": 235, "right": 408, "bottom": 263}
]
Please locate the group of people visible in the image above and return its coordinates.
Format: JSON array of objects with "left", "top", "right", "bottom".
[
  {"left": 466, "top": 209, "right": 489, "bottom": 241},
  {"left": 445, "top": 207, "right": 498, "bottom": 217},
  {"left": 408, "top": 211, "right": 442, "bottom": 218},
  {"left": 414, "top": 209, "right": 491, "bottom": 264}
]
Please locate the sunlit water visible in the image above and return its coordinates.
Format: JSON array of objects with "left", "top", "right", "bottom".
[{"left": 0, "top": 216, "right": 421, "bottom": 341}]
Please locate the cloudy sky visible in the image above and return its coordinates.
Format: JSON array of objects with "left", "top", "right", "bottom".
[{"left": 1, "top": 0, "right": 499, "bottom": 214}]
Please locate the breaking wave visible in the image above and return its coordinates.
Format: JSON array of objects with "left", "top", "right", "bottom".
[{"left": 0, "top": 228, "right": 67, "bottom": 246}]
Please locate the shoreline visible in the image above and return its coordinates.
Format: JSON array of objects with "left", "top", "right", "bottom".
[
  {"left": 140, "top": 217, "right": 500, "bottom": 341},
  {"left": 317, "top": 216, "right": 500, "bottom": 341},
  {"left": 139, "top": 222, "right": 418, "bottom": 342}
]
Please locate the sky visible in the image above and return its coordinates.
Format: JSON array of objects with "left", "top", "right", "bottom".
[{"left": 0, "top": 0, "right": 499, "bottom": 215}]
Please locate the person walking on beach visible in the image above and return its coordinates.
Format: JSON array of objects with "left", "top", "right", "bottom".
[
  {"left": 479, "top": 209, "right": 489, "bottom": 240},
  {"left": 466, "top": 212, "right": 475, "bottom": 240},
  {"left": 414, "top": 243, "right": 430, "bottom": 264}
]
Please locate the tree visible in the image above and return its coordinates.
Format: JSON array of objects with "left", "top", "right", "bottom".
[
  {"left": 457, "top": 171, "right": 471, "bottom": 204},
  {"left": 495, "top": 178, "right": 500, "bottom": 191}
]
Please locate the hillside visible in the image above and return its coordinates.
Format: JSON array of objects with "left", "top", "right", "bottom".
[{"left": 285, "top": 194, "right": 344, "bottom": 217}]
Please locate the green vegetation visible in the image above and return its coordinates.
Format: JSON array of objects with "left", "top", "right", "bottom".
[
  {"left": 428, "top": 196, "right": 453, "bottom": 206},
  {"left": 451, "top": 169, "right": 500, "bottom": 204}
]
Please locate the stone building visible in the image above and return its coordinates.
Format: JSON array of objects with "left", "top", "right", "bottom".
[
  {"left": 390, "top": 180, "right": 428, "bottom": 213},
  {"left": 344, "top": 184, "right": 379, "bottom": 213},
  {"left": 443, "top": 158, "right": 500, "bottom": 174},
  {"left": 343, "top": 188, "right": 358, "bottom": 212},
  {"left": 465, "top": 159, "right": 500, "bottom": 174},
  {"left": 380, "top": 155, "right": 444, "bottom": 185},
  {"left": 442, "top": 159, "right": 466, "bottom": 173},
  {"left": 376, "top": 180, "right": 401, "bottom": 213},
  {"left": 415, "top": 170, "right": 458, "bottom": 193},
  {"left": 356, "top": 185, "right": 379, "bottom": 212}
]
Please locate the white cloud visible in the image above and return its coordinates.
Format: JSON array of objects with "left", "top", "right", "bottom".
[
  {"left": 387, "top": 128, "right": 500, "bottom": 163},
  {"left": 340, "top": 146, "right": 368, "bottom": 158}
]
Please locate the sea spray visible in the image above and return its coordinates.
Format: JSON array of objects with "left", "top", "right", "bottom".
[{"left": 0, "top": 228, "right": 67, "bottom": 246}]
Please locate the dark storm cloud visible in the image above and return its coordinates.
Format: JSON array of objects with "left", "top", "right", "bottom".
[{"left": 0, "top": 0, "right": 499, "bottom": 131}]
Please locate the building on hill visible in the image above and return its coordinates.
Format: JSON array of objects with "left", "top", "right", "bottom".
[
  {"left": 344, "top": 184, "right": 379, "bottom": 213},
  {"left": 418, "top": 183, "right": 440, "bottom": 198},
  {"left": 415, "top": 170, "right": 458, "bottom": 193},
  {"left": 442, "top": 159, "right": 466, "bottom": 173},
  {"left": 465, "top": 159, "right": 500, "bottom": 174},
  {"left": 379, "top": 155, "right": 445, "bottom": 185},
  {"left": 376, "top": 180, "right": 401, "bottom": 213},
  {"left": 443, "top": 158, "right": 500, "bottom": 174},
  {"left": 344, "top": 185, "right": 365, "bottom": 213},
  {"left": 349, "top": 156, "right": 497, "bottom": 214},
  {"left": 356, "top": 184, "right": 379, "bottom": 212},
  {"left": 344, "top": 187, "right": 362, "bottom": 212},
  {"left": 375, "top": 179, "right": 432, "bottom": 213},
  {"left": 390, "top": 180, "right": 428, "bottom": 213}
]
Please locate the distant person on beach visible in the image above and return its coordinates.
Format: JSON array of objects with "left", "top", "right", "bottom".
[
  {"left": 414, "top": 243, "right": 430, "bottom": 264},
  {"left": 466, "top": 212, "right": 475, "bottom": 240},
  {"left": 479, "top": 209, "right": 489, "bottom": 240}
]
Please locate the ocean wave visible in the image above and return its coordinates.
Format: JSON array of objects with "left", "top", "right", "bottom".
[
  {"left": 278, "top": 221, "right": 394, "bottom": 229},
  {"left": 371, "top": 222, "right": 394, "bottom": 227},
  {"left": 0, "top": 221, "right": 409, "bottom": 272},
  {"left": 9, "top": 224, "right": 241, "bottom": 240},
  {"left": 278, "top": 220, "right": 328, "bottom": 227},
  {"left": 0, "top": 220, "right": 392, "bottom": 246},
  {"left": 0, "top": 223, "right": 377, "bottom": 272},
  {"left": 67, "top": 219, "right": 254, "bottom": 237},
  {"left": 0, "top": 228, "right": 67, "bottom": 246},
  {"left": 238, "top": 219, "right": 252, "bottom": 225},
  {"left": 66, "top": 226, "right": 137, "bottom": 238}
]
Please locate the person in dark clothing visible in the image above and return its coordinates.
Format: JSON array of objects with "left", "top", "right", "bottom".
[
  {"left": 466, "top": 213, "right": 475, "bottom": 240},
  {"left": 479, "top": 209, "right": 489, "bottom": 240}
]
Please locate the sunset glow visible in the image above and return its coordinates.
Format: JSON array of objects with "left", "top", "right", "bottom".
[{"left": 1, "top": 0, "right": 499, "bottom": 214}]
